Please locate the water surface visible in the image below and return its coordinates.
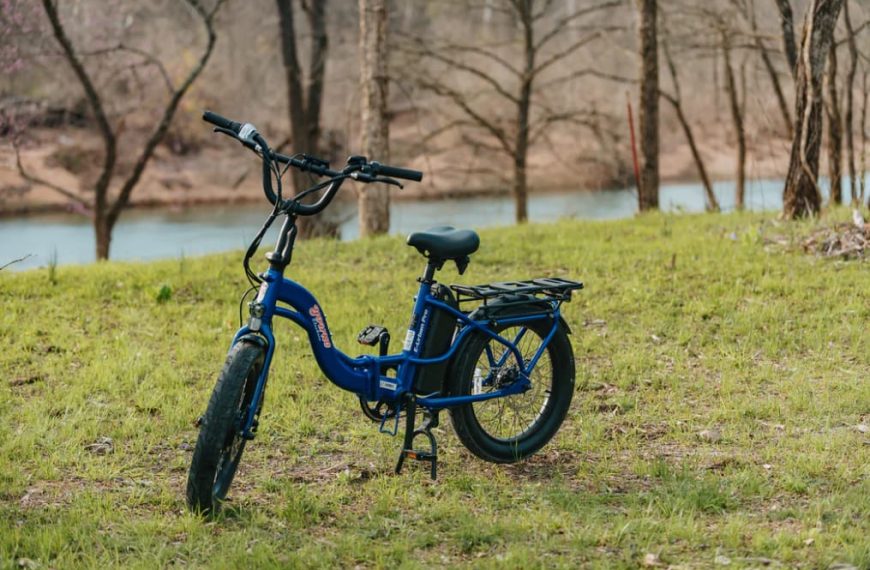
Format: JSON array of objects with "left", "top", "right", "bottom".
[{"left": 0, "top": 177, "right": 848, "bottom": 271}]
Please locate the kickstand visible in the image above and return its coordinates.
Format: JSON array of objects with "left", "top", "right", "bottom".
[{"left": 395, "top": 395, "right": 439, "bottom": 480}]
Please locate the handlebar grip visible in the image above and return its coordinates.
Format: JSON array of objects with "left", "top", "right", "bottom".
[
  {"left": 203, "top": 110, "right": 242, "bottom": 135},
  {"left": 370, "top": 162, "right": 423, "bottom": 182}
]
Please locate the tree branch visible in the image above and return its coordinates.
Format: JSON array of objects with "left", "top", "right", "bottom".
[
  {"left": 835, "top": 18, "right": 870, "bottom": 47},
  {"left": 531, "top": 31, "right": 604, "bottom": 78},
  {"left": 534, "top": 0, "right": 622, "bottom": 51},
  {"left": 79, "top": 43, "right": 176, "bottom": 94},
  {"left": 436, "top": 41, "right": 522, "bottom": 77},
  {"left": 536, "top": 67, "right": 635, "bottom": 90},
  {"left": 12, "top": 138, "right": 92, "bottom": 210},
  {"left": 531, "top": 0, "right": 559, "bottom": 23},
  {"left": 107, "top": 0, "right": 227, "bottom": 225},
  {"left": 41, "top": 0, "right": 117, "bottom": 216},
  {"left": 406, "top": 40, "right": 519, "bottom": 104},
  {"left": 528, "top": 109, "right": 602, "bottom": 146},
  {"left": 0, "top": 254, "right": 33, "bottom": 271},
  {"left": 416, "top": 79, "right": 514, "bottom": 156}
]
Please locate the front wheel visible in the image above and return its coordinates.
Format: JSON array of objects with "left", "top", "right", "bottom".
[
  {"left": 446, "top": 319, "right": 574, "bottom": 463},
  {"left": 186, "top": 339, "right": 265, "bottom": 514}
]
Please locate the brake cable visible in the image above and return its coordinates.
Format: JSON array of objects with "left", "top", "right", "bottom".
[{"left": 241, "top": 136, "right": 285, "bottom": 286}]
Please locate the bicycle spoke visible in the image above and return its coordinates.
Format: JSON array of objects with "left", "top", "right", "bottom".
[{"left": 471, "top": 325, "right": 554, "bottom": 442}]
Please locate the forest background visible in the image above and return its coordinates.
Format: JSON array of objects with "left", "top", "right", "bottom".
[{"left": 2, "top": 0, "right": 865, "bottom": 226}]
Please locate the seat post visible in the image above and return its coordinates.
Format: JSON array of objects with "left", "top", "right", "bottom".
[{"left": 420, "top": 259, "right": 442, "bottom": 284}]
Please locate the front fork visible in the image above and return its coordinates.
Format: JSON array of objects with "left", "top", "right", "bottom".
[{"left": 231, "top": 305, "right": 277, "bottom": 440}]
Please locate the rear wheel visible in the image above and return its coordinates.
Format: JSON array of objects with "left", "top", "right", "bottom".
[
  {"left": 446, "top": 319, "right": 574, "bottom": 463},
  {"left": 186, "top": 339, "right": 265, "bottom": 515}
]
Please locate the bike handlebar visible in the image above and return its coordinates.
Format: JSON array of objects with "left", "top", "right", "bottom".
[
  {"left": 203, "top": 110, "right": 243, "bottom": 135},
  {"left": 202, "top": 110, "right": 423, "bottom": 214},
  {"left": 367, "top": 161, "right": 423, "bottom": 182}
]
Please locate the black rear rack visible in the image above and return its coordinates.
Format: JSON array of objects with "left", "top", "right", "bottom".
[{"left": 450, "top": 277, "right": 583, "bottom": 303}]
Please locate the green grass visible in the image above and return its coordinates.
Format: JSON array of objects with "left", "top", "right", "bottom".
[{"left": 1, "top": 212, "right": 868, "bottom": 569}]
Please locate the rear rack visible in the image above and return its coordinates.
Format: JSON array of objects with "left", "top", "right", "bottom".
[{"left": 450, "top": 277, "right": 583, "bottom": 303}]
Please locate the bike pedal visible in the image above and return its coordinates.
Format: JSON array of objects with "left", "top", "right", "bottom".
[
  {"left": 398, "top": 448, "right": 438, "bottom": 479},
  {"left": 357, "top": 324, "right": 388, "bottom": 346},
  {"left": 403, "top": 449, "right": 435, "bottom": 461}
]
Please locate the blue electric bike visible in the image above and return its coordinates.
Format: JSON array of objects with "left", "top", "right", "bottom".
[{"left": 186, "top": 111, "right": 584, "bottom": 514}]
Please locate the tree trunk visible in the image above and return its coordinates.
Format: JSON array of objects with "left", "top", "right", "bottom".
[
  {"left": 843, "top": 0, "right": 858, "bottom": 204},
  {"left": 513, "top": 155, "right": 528, "bottom": 223},
  {"left": 358, "top": 0, "right": 390, "bottom": 237},
  {"left": 825, "top": 41, "right": 842, "bottom": 205},
  {"left": 666, "top": 97, "right": 719, "bottom": 212},
  {"left": 759, "top": 44, "right": 794, "bottom": 138},
  {"left": 276, "top": 0, "right": 336, "bottom": 238},
  {"left": 513, "top": 0, "right": 534, "bottom": 223},
  {"left": 95, "top": 213, "right": 112, "bottom": 261},
  {"left": 42, "top": 0, "right": 116, "bottom": 260},
  {"left": 861, "top": 71, "right": 868, "bottom": 206},
  {"left": 636, "top": 0, "right": 659, "bottom": 211},
  {"left": 774, "top": 0, "right": 799, "bottom": 77},
  {"left": 782, "top": 0, "right": 845, "bottom": 219},
  {"left": 744, "top": 0, "right": 792, "bottom": 138},
  {"left": 514, "top": 77, "right": 532, "bottom": 222},
  {"left": 304, "top": 1, "right": 327, "bottom": 155},
  {"left": 722, "top": 34, "right": 746, "bottom": 211},
  {"left": 660, "top": 34, "right": 719, "bottom": 212}
]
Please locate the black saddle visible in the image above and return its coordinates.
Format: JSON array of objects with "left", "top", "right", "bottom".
[{"left": 407, "top": 226, "right": 480, "bottom": 264}]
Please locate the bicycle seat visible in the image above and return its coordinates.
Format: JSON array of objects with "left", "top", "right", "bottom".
[{"left": 407, "top": 226, "right": 480, "bottom": 261}]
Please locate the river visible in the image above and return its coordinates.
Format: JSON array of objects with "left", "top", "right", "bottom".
[{"left": 0, "top": 177, "right": 848, "bottom": 271}]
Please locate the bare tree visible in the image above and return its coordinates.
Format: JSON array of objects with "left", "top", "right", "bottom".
[
  {"left": 358, "top": 0, "right": 390, "bottom": 236},
  {"left": 782, "top": 0, "right": 845, "bottom": 219},
  {"left": 637, "top": 0, "right": 659, "bottom": 211},
  {"left": 774, "top": 0, "right": 799, "bottom": 76},
  {"left": 720, "top": 22, "right": 748, "bottom": 210},
  {"left": 660, "top": 30, "right": 720, "bottom": 212},
  {"left": 403, "top": 0, "right": 622, "bottom": 223},
  {"left": 736, "top": 0, "right": 792, "bottom": 138},
  {"left": 825, "top": 40, "right": 843, "bottom": 205},
  {"left": 842, "top": 0, "right": 859, "bottom": 204},
  {"left": 862, "top": 71, "right": 868, "bottom": 206},
  {"left": 275, "top": 0, "right": 334, "bottom": 238},
  {"left": 18, "top": 0, "right": 225, "bottom": 260}
]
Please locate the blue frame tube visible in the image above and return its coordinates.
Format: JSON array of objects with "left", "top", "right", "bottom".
[{"left": 231, "top": 267, "right": 562, "bottom": 419}]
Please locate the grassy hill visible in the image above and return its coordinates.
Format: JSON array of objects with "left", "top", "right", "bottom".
[{"left": 1, "top": 212, "right": 868, "bottom": 569}]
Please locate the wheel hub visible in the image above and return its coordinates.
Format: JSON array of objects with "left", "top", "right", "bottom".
[{"left": 494, "top": 366, "right": 520, "bottom": 389}]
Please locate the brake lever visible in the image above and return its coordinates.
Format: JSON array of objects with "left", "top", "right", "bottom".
[
  {"left": 212, "top": 126, "right": 238, "bottom": 139},
  {"left": 352, "top": 172, "right": 403, "bottom": 188},
  {"left": 213, "top": 126, "right": 263, "bottom": 153},
  {"left": 374, "top": 176, "right": 405, "bottom": 189},
  {"left": 373, "top": 176, "right": 403, "bottom": 189}
]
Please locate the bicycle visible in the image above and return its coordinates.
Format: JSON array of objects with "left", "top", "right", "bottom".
[{"left": 186, "top": 111, "right": 584, "bottom": 514}]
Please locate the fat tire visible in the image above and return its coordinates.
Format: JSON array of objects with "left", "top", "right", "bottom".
[
  {"left": 186, "top": 339, "right": 264, "bottom": 515},
  {"left": 447, "top": 319, "right": 574, "bottom": 463}
]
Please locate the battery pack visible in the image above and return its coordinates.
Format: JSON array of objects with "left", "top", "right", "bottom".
[{"left": 413, "top": 284, "right": 458, "bottom": 394}]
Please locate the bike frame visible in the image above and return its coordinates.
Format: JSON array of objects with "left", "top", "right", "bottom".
[{"left": 231, "top": 262, "right": 563, "bottom": 439}]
